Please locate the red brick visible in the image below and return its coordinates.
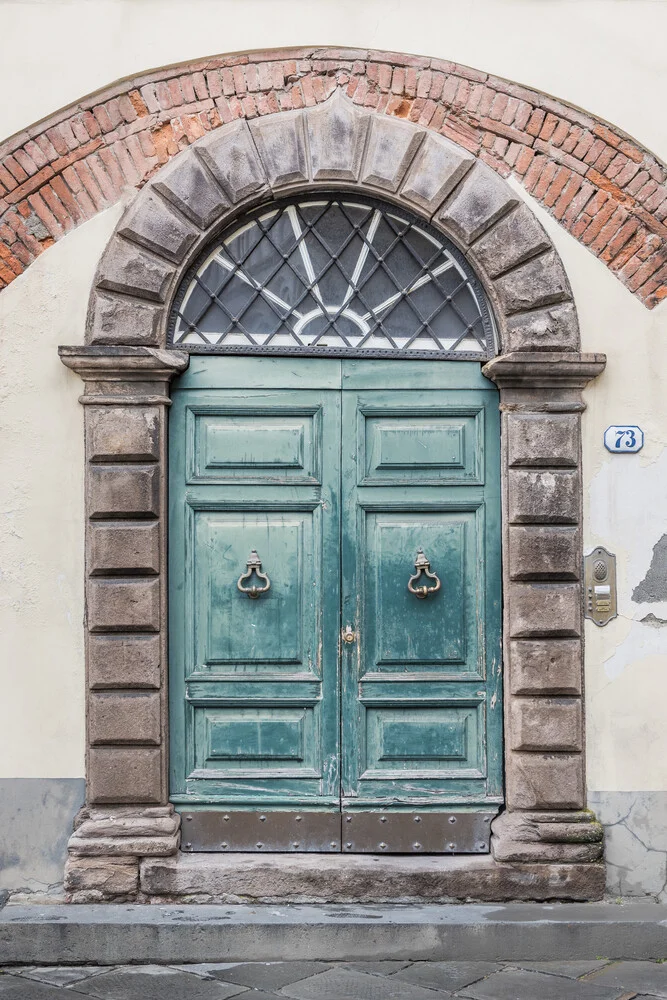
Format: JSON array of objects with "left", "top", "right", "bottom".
[
  {"left": 489, "top": 92, "right": 509, "bottom": 120},
  {"left": 539, "top": 113, "right": 558, "bottom": 141},
  {"left": 27, "top": 191, "right": 63, "bottom": 238},
  {"left": 589, "top": 206, "right": 628, "bottom": 254},
  {"left": 192, "top": 72, "right": 208, "bottom": 101},
  {"left": 13, "top": 148, "right": 39, "bottom": 176},
  {"left": 93, "top": 105, "right": 114, "bottom": 132},
  {"left": 4, "top": 155, "right": 29, "bottom": 184},
  {"left": 478, "top": 86, "right": 496, "bottom": 116},
  {"left": 544, "top": 166, "right": 572, "bottom": 207},
  {"left": 501, "top": 96, "right": 519, "bottom": 125},
  {"left": 40, "top": 184, "right": 74, "bottom": 231},
  {"left": 533, "top": 160, "right": 558, "bottom": 200},
  {"left": 0, "top": 164, "right": 18, "bottom": 192},
  {"left": 72, "top": 160, "right": 106, "bottom": 210},
  {"left": 563, "top": 182, "right": 596, "bottom": 225},
  {"left": 601, "top": 217, "right": 640, "bottom": 263},
  {"left": 480, "top": 117, "right": 533, "bottom": 145},
  {"left": 623, "top": 251, "right": 666, "bottom": 292},
  {"left": 405, "top": 67, "right": 418, "bottom": 97},
  {"left": 513, "top": 101, "right": 532, "bottom": 131},
  {"left": 50, "top": 174, "right": 85, "bottom": 223},
  {"left": 584, "top": 138, "right": 606, "bottom": 166},
  {"left": 581, "top": 200, "right": 617, "bottom": 245},
  {"left": 551, "top": 120, "right": 570, "bottom": 146},
  {"left": 105, "top": 99, "right": 123, "bottom": 129},
  {"left": 553, "top": 174, "right": 582, "bottom": 220},
  {"left": 526, "top": 109, "right": 545, "bottom": 137}
]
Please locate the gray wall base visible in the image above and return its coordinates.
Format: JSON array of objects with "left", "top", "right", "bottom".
[{"left": 1, "top": 903, "right": 666, "bottom": 964}]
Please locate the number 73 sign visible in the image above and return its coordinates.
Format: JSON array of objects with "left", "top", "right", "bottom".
[{"left": 604, "top": 425, "right": 644, "bottom": 453}]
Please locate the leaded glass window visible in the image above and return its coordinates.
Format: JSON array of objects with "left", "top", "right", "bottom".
[{"left": 169, "top": 194, "right": 496, "bottom": 358}]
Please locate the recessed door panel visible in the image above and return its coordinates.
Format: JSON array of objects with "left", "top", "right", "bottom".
[
  {"left": 194, "top": 510, "right": 316, "bottom": 670},
  {"left": 363, "top": 704, "right": 484, "bottom": 776},
  {"left": 361, "top": 410, "right": 484, "bottom": 484}
]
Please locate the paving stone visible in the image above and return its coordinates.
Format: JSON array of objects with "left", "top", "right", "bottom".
[
  {"left": 169, "top": 963, "right": 241, "bottom": 977},
  {"left": 69, "top": 965, "right": 248, "bottom": 999},
  {"left": 280, "top": 967, "right": 452, "bottom": 999},
  {"left": 585, "top": 960, "right": 667, "bottom": 997},
  {"left": 512, "top": 959, "right": 611, "bottom": 979},
  {"left": 458, "top": 968, "right": 626, "bottom": 1000},
  {"left": 0, "top": 975, "right": 69, "bottom": 999},
  {"left": 212, "top": 962, "right": 331, "bottom": 990},
  {"left": 342, "top": 962, "right": 411, "bottom": 976},
  {"left": 393, "top": 961, "right": 501, "bottom": 991},
  {"left": 14, "top": 966, "right": 107, "bottom": 986}
]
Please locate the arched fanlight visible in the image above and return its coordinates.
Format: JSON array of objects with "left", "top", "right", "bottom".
[{"left": 169, "top": 193, "right": 496, "bottom": 358}]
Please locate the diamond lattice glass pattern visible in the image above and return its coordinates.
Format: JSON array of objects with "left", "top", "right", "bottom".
[{"left": 170, "top": 195, "right": 496, "bottom": 357}]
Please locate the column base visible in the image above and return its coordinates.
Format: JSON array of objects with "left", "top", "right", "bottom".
[{"left": 491, "top": 809, "right": 603, "bottom": 863}]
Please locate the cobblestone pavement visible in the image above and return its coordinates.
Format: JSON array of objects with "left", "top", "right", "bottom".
[{"left": 1, "top": 960, "right": 667, "bottom": 999}]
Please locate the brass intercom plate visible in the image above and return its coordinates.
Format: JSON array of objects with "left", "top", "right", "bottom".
[{"left": 584, "top": 547, "right": 617, "bottom": 626}]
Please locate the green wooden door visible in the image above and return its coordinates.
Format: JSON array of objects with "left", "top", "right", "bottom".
[{"left": 170, "top": 357, "right": 502, "bottom": 852}]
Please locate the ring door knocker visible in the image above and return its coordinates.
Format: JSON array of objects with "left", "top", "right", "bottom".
[
  {"left": 407, "top": 547, "right": 442, "bottom": 599},
  {"left": 237, "top": 549, "right": 271, "bottom": 599}
]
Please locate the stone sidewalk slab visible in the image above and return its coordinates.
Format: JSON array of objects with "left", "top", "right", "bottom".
[
  {"left": 68, "top": 967, "right": 248, "bottom": 999},
  {"left": 211, "top": 962, "right": 332, "bottom": 990},
  {"left": 586, "top": 960, "right": 667, "bottom": 996},
  {"left": 393, "top": 962, "right": 501, "bottom": 992},
  {"left": 1, "top": 902, "right": 667, "bottom": 964},
  {"left": 280, "top": 967, "right": 452, "bottom": 999},
  {"left": 458, "top": 968, "right": 627, "bottom": 999}
]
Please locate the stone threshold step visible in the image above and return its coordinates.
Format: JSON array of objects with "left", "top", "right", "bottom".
[{"left": 1, "top": 903, "right": 666, "bottom": 965}]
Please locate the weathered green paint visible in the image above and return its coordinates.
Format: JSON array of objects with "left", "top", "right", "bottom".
[{"left": 169, "top": 358, "right": 502, "bottom": 817}]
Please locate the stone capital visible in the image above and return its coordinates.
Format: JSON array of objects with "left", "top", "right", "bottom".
[
  {"left": 58, "top": 346, "right": 189, "bottom": 404},
  {"left": 483, "top": 352, "right": 606, "bottom": 411}
]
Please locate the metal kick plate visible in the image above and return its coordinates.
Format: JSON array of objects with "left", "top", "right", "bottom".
[
  {"left": 584, "top": 546, "right": 617, "bottom": 626},
  {"left": 178, "top": 810, "right": 494, "bottom": 853},
  {"left": 179, "top": 811, "right": 341, "bottom": 852},
  {"left": 341, "top": 812, "right": 493, "bottom": 854}
]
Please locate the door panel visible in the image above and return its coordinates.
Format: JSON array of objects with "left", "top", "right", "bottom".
[
  {"left": 169, "top": 372, "right": 340, "bottom": 808},
  {"left": 341, "top": 367, "right": 502, "bottom": 810}
]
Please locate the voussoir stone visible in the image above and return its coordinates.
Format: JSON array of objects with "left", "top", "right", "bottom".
[
  {"left": 507, "top": 412, "right": 579, "bottom": 467},
  {"left": 503, "top": 302, "right": 580, "bottom": 352},
  {"left": 88, "top": 746, "right": 163, "bottom": 804},
  {"left": 509, "top": 638, "right": 582, "bottom": 696},
  {"left": 510, "top": 696, "right": 582, "bottom": 752},
  {"left": 493, "top": 250, "right": 571, "bottom": 314},
  {"left": 197, "top": 119, "right": 268, "bottom": 204},
  {"left": 118, "top": 189, "right": 199, "bottom": 263},
  {"left": 250, "top": 108, "right": 309, "bottom": 191},
  {"left": 470, "top": 203, "right": 552, "bottom": 278},
  {"left": 88, "top": 634, "right": 161, "bottom": 690},
  {"left": 88, "top": 578, "right": 160, "bottom": 632},
  {"left": 306, "top": 90, "right": 369, "bottom": 182},
  {"left": 154, "top": 148, "right": 230, "bottom": 230},
  {"left": 96, "top": 240, "right": 175, "bottom": 302},
  {"left": 88, "top": 690, "right": 161, "bottom": 745},
  {"left": 361, "top": 114, "right": 425, "bottom": 193},
  {"left": 88, "top": 291, "right": 163, "bottom": 346},
  {"left": 438, "top": 160, "right": 519, "bottom": 245},
  {"left": 400, "top": 131, "right": 474, "bottom": 215},
  {"left": 87, "top": 406, "right": 160, "bottom": 463}
]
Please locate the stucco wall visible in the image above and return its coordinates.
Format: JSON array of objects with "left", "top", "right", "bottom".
[{"left": 1, "top": 0, "right": 666, "bottom": 896}]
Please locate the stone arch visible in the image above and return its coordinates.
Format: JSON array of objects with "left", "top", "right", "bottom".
[
  {"left": 88, "top": 90, "right": 579, "bottom": 355},
  {"left": 1, "top": 47, "right": 665, "bottom": 308}
]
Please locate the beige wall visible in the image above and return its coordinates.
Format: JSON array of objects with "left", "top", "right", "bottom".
[{"left": 1, "top": 1, "right": 666, "bottom": 794}]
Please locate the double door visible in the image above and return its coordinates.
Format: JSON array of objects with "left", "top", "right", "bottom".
[{"left": 169, "top": 358, "right": 502, "bottom": 853}]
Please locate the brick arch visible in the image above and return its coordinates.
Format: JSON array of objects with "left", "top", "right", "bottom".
[
  {"left": 1, "top": 46, "right": 665, "bottom": 308},
  {"left": 89, "top": 90, "right": 578, "bottom": 354}
]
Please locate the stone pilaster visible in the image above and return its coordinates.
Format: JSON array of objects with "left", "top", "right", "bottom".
[
  {"left": 483, "top": 351, "right": 606, "bottom": 865},
  {"left": 59, "top": 345, "right": 188, "bottom": 901}
]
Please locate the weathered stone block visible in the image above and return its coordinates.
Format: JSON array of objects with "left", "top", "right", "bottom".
[
  {"left": 64, "top": 855, "right": 139, "bottom": 895},
  {"left": 509, "top": 583, "right": 581, "bottom": 637},
  {"left": 88, "top": 291, "right": 163, "bottom": 346},
  {"left": 508, "top": 413, "right": 579, "bottom": 467},
  {"left": 154, "top": 149, "right": 229, "bottom": 230},
  {"left": 197, "top": 119, "right": 268, "bottom": 204},
  {"left": 403, "top": 133, "right": 474, "bottom": 216},
  {"left": 88, "top": 634, "right": 161, "bottom": 689},
  {"left": 509, "top": 526, "right": 580, "bottom": 581},
  {"left": 88, "top": 747, "right": 163, "bottom": 804},
  {"left": 493, "top": 251, "right": 570, "bottom": 315},
  {"left": 69, "top": 834, "right": 178, "bottom": 857},
  {"left": 502, "top": 302, "right": 580, "bottom": 353},
  {"left": 88, "top": 465, "right": 159, "bottom": 518},
  {"left": 89, "top": 691, "right": 161, "bottom": 746},
  {"left": 439, "top": 161, "right": 518, "bottom": 245},
  {"left": 506, "top": 753, "right": 585, "bottom": 810},
  {"left": 96, "top": 241, "right": 175, "bottom": 303},
  {"left": 87, "top": 407, "right": 160, "bottom": 463},
  {"left": 250, "top": 109, "right": 309, "bottom": 190},
  {"left": 508, "top": 469, "right": 579, "bottom": 524},
  {"left": 509, "top": 639, "right": 582, "bottom": 696},
  {"left": 88, "top": 578, "right": 160, "bottom": 632},
  {"left": 306, "top": 90, "right": 369, "bottom": 182},
  {"left": 89, "top": 521, "right": 160, "bottom": 575},
  {"left": 75, "top": 808, "right": 179, "bottom": 840},
  {"left": 361, "top": 115, "right": 425, "bottom": 193},
  {"left": 510, "top": 697, "right": 582, "bottom": 752},
  {"left": 118, "top": 190, "right": 198, "bottom": 263},
  {"left": 469, "top": 204, "right": 552, "bottom": 279}
]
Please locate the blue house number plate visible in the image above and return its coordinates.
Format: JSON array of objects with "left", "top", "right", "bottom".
[{"left": 604, "top": 425, "right": 644, "bottom": 453}]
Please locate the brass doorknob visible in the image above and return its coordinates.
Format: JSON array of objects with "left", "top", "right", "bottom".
[{"left": 342, "top": 625, "right": 356, "bottom": 644}]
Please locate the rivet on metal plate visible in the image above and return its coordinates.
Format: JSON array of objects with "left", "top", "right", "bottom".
[
  {"left": 345, "top": 843, "right": 352, "bottom": 849},
  {"left": 256, "top": 842, "right": 263, "bottom": 848},
  {"left": 448, "top": 816, "right": 457, "bottom": 823},
  {"left": 379, "top": 842, "right": 387, "bottom": 850},
  {"left": 448, "top": 842, "right": 456, "bottom": 850},
  {"left": 185, "top": 815, "right": 193, "bottom": 821},
  {"left": 330, "top": 841, "right": 337, "bottom": 848},
  {"left": 259, "top": 815, "right": 266, "bottom": 821},
  {"left": 414, "top": 816, "right": 421, "bottom": 823},
  {"left": 223, "top": 815, "right": 230, "bottom": 821},
  {"left": 221, "top": 842, "right": 228, "bottom": 849},
  {"left": 380, "top": 816, "right": 387, "bottom": 823},
  {"left": 295, "top": 815, "right": 302, "bottom": 822},
  {"left": 292, "top": 842, "right": 300, "bottom": 848},
  {"left": 346, "top": 816, "right": 352, "bottom": 823},
  {"left": 413, "top": 842, "right": 422, "bottom": 850}
]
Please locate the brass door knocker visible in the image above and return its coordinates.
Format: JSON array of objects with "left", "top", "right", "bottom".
[
  {"left": 407, "top": 547, "right": 442, "bottom": 599},
  {"left": 237, "top": 549, "right": 271, "bottom": 599}
]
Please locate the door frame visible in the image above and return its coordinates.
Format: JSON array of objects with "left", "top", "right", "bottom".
[{"left": 58, "top": 94, "right": 608, "bottom": 900}]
